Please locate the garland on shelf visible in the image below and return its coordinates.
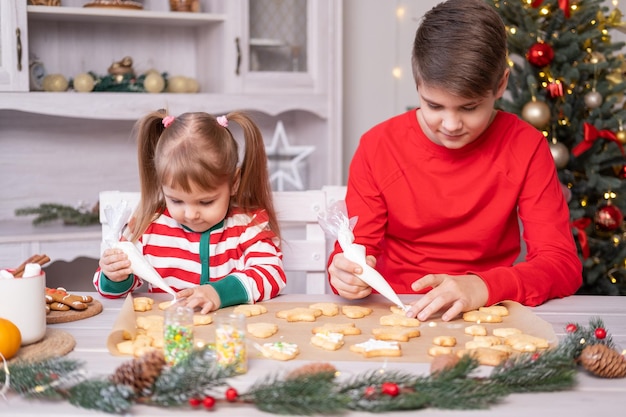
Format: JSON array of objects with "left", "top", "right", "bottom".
[
  {"left": 15, "top": 202, "right": 100, "bottom": 226},
  {"left": 1, "top": 318, "right": 625, "bottom": 414}
]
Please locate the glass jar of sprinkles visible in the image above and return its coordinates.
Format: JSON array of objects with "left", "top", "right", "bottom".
[
  {"left": 215, "top": 312, "right": 247, "bottom": 374},
  {"left": 163, "top": 303, "right": 194, "bottom": 366}
]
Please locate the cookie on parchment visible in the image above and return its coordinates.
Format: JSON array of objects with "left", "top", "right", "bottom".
[
  {"left": 312, "top": 322, "right": 362, "bottom": 335},
  {"left": 259, "top": 341, "right": 300, "bottom": 360},
  {"left": 478, "top": 304, "right": 509, "bottom": 317},
  {"left": 276, "top": 307, "right": 323, "bottom": 322},
  {"left": 372, "top": 326, "right": 420, "bottom": 342},
  {"left": 379, "top": 313, "right": 421, "bottom": 327},
  {"left": 233, "top": 304, "right": 268, "bottom": 317},
  {"left": 247, "top": 322, "right": 279, "bottom": 338},
  {"left": 350, "top": 338, "right": 402, "bottom": 358},
  {"left": 342, "top": 305, "right": 373, "bottom": 318},
  {"left": 309, "top": 302, "right": 339, "bottom": 316},
  {"left": 462, "top": 310, "right": 503, "bottom": 323},
  {"left": 311, "top": 331, "right": 345, "bottom": 351}
]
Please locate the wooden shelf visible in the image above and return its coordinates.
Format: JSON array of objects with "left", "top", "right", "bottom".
[{"left": 27, "top": 5, "right": 226, "bottom": 27}]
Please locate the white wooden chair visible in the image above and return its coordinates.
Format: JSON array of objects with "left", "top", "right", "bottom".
[{"left": 99, "top": 188, "right": 347, "bottom": 295}]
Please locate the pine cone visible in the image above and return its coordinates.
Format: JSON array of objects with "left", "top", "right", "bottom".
[
  {"left": 285, "top": 362, "right": 337, "bottom": 380},
  {"left": 580, "top": 344, "right": 626, "bottom": 378},
  {"left": 110, "top": 349, "right": 167, "bottom": 394}
]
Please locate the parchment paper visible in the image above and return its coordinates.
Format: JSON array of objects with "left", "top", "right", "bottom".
[{"left": 107, "top": 295, "right": 557, "bottom": 364}]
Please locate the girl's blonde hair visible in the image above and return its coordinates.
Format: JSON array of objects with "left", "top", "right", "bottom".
[{"left": 129, "top": 110, "right": 279, "bottom": 242}]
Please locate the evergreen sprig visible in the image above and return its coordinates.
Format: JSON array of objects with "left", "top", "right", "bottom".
[{"left": 15, "top": 203, "right": 99, "bottom": 226}]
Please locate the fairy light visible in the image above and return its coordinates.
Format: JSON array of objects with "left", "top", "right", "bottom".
[
  {"left": 396, "top": 6, "right": 405, "bottom": 19},
  {"left": 392, "top": 67, "right": 402, "bottom": 79}
]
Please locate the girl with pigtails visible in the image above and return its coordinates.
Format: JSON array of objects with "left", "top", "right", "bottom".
[{"left": 93, "top": 110, "right": 286, "bottom": 313}]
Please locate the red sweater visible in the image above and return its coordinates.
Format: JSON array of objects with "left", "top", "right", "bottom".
[{"left": 330, "top": 110, "right": 581, "bottom": 306}]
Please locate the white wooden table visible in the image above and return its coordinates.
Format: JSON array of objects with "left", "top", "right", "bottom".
[{"left": 4, "top": 294, "right": 626, "bottom": 416}]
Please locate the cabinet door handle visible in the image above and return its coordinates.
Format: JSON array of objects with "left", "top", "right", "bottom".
[
  {"left": 16, "top": 28, "right": 23, "bottom": 71},
  {"left": 235, "top": 37, "right": 241, "bottom": 76}
]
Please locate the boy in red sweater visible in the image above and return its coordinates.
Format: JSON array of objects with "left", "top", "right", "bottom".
[{"left": 328, "top": 0, "right": 581, "bottom": 321}]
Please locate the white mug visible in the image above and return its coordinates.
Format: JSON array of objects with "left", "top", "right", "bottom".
[{"left": 0, "top": 273, "right": 47, "bottom": 345}]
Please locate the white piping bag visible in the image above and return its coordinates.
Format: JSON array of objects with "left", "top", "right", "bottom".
[
  {"left": 103, "top": 200, "right": 177, "bottom": 300},
  {"left": 318, "top": 200, "right": 408, "bottom": 311}
]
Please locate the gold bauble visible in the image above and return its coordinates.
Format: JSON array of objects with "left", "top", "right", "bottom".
[
  {"left": 144, "top": 72, "right": 165, "bottom": 93},
  {"left": 72, "top": 72, "right": 95, "bottom": 93},
  {"left": 617, "top": 129, "right": 626, "bottom": 145},
  {"left": 185, "top": 78, "right": 200, "bottom": 93},
  {"left": 166, "top": 76, "right": 188, "bottom": 93},
  {"left": 521, "top": 100, "right": 551, "bottom": 128},
  {"left": 549, "top": 141, "right": 570, "bottom": 170},
  {"left": 42, "top": 74, "right": 69, "bottom": 92}
]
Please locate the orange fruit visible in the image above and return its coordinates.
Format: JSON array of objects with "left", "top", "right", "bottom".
[{"left": 0, "top": 318, "right": 21, "bottom": 360}]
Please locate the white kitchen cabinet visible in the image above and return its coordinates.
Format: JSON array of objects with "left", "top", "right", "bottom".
[
  {"left": 0, "top": 1, "right": 29, "bottom": 91},
  {"left": 0, "top": 0, "right": 342, "bottom": 264}
]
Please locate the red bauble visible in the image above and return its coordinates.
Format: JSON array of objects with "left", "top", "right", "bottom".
[
  {"left": 527, "top": 42, "right": 555, "bottom": 67},
  {"left": 595, "top": 327, "right": 607, "bottom": 339},
  {"left": 364, "top": 386, "right": 377, "bottom": 398},
  {"left": 565, "top": 323, "right": 577, "bottom": 333},
  {"left": 202, "top": 396, "right": 216, "bottom": 409},
  {"left": 594, "top": 204, "right": 624, "bottom": 232},
  {"left": 188, "top": 397, "right": 201, "bottom": 408},
  {"left": 225, "top": 387, "right": 238, "bottom": 402},
  {"left": 381, "top": 382, "right": 400, "bottom": 397}
]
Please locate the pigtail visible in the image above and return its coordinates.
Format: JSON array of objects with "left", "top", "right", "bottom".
[
  {"left": 129, "top": 110, "right": 169, "bottom": 242},
  {"left": 227, "top": 111, "right": 281, "bottom": 240}
]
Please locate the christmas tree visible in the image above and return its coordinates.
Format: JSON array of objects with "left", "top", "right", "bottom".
[{"left": 487, "top": 0, "right": 626, "bottom": 295}]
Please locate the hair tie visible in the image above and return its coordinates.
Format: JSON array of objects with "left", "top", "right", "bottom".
[
  {"left": 162, "top": 115, "right": 175, "bottom": 128},
  {"left": 216, "top": 115, "right": 228, "bottom": 128}
]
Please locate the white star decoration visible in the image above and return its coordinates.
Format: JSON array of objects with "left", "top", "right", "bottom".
[{"left": 265, "top": 120, "right": 315, "bottom": 191}]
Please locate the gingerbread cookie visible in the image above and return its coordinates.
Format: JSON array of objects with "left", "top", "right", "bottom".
[
  {"left": 432, "top": 335, "right": 457, "bottom": 347},
  {"left": 350, "top": 339, "right": 402, "bottom": 358},
  {"left": 233, "top": 304, "right": 268, "bottom": 317},
  {"left": 479, "top": 304, "right": 509, "bottom": 317},
  {"left": 276, "top": 307, "right": 322, "bottom": 322},
  {"left": 492, "top": 327, "right": 522, "bottom": 338},
  {"left": 380, "top": 313, "right": 421, "bottom": 327},
  {"left": 259, "top": 341, "right": 300, "bottom": 361},
  {"left": 504, "top": 333, "right": 549, "bottom": 352},
  {"left": 133, "top": 296, "right": 154, "bottom": 312},
  {"left": 464, "top": 324, "right": 488, "bottom": 336},
  {"left": 311, "top": 332, "right": 345, "bottom": 351},
  {"left": 247, "top": 322, "right": 279, "bottom": 338},
  {"left": 312, "top": 322, "right": 362, "bottom": 335},
  {"left": 309, "top": 302, "right": 340, "bottom": 316},
  {"left": 372, "top": 326, "right": 420, "bottom": 342},
  {"left": 428, "top": 346, "right": 454, "bottom": 357},
  {"left": 459, "top": 346, "right": 510, "bottom": 366},
  {"left": 462, "top": 310, "right": 503, "bottom": 323},
  {"left": 342, "top": 305, "right": 373, "bottom": 319}
]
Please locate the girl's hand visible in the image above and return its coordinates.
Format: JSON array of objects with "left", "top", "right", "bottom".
[
  {"left": 328, "top": 253, "right": 376, "bottom": 300},
  {"left": 99, "top": 248, "right": 132, "bottom": 282},
  {"left": 177, "top": 285, "right": 221, "bottom": 314},
  {"left": 406, "top": 274, "right": 488, "bottom": 322}
]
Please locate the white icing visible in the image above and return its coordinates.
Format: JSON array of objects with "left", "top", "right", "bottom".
[
  {"left": 314, "top": 332, "right": 344, "bottom": 343},
  {"left": 264, "top": 341, "right": 298, "bottom": 354},
  {"left": 355, "top": 338, "right": 399, "bottom": 351}
]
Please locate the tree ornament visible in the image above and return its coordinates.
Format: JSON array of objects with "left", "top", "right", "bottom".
[
  {"left": 188, "top": 397, "right": 201, "bottom": 407},
  {"left": 549, "top": 140, "right": 570, "bottom": 169},
  {"left": 202, "top": 395, "right": 216, "bottom": 409},
  {"left": 579, "top": 344, "right": 626, "bottom": 378},
  {"left": 584, "top": 90, "right": 603, "bottom": 109},
  {"left": 565, "top": 323, "right": 578, "bottom": 333},
  {"left": 617, "top": 129, "right": 626, "bottom": 145},
  {"left": 364, "top": 386, "right": 377, "bottom": 398},
  {"left": 595, "top": 327, "right": 607, "bottom": 340},
  {"left": 381, "top": 382, "right": 400, "bottom": 396},
  {"left": 522, "top": 99, "right": 551, "bottom": 128},
  {"left": 42, "top": 74, "right": 69, "bottom": 92},
  {"left": 594, "top": 204, "right": 624, "bottom": 233},
  {"left": 72, "top": 72, "right": 95, "bottom": 93},
  {"left": 109, "top": 349, "right": 167, "bottom": 395},
  {"left": 225, "top": 387, "right": 238, "bottom": 402},
  {"left": 526, "top": 41, "right": 555, "bottom": 67},
  {"left": 143, "top": 71, "right": 165, "bottom": 93}
]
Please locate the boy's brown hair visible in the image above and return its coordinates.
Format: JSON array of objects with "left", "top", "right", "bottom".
[{"left": 411, "top": 0, "right": 508, "bottom": 98}]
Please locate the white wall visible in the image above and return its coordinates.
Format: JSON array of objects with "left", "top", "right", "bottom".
[{"left": 341, "top": 0, "right": 439, "bottom": 183}]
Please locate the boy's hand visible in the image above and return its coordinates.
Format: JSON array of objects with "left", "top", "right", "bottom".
[
  {"left": 177, "top": 285, "right": 221, "bottom": 314},
  {"left": 406, "top": 274, "right": 488, "bottom": 322},
  {"left": 328, "top": 253, "right": 376, "bottom": 300},
  {"left": 99, "top": 248, "right": 132, "bottom": 282}
]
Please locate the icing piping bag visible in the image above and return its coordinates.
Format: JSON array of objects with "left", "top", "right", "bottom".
[{"left": 318, "top": 200, "right": 408, "bottom": 311}]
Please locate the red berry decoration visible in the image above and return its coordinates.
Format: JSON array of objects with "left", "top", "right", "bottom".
[
  {"left": 526, "top": 41, "right": 554, "bottom": 67},
  {"left": 225, "top": 387, "right": 238, "bottom": 402},
  {"left": 188, "top": 397, "right": 201, "bottom": 408},
  {"left": 565, "top": 323, "right": 577, "bottom": 333},
  {"left": 594, "top": 327, "right": 607, "bottom": 340},
  {"left": 381, "top": 382, "right": 400, "bottom": 397},
  {"left": 202, "top": 395, "right": 216, "bottom": 409},
  {"left": 364, "top": 386, "right": 377, "bottom": 398}
]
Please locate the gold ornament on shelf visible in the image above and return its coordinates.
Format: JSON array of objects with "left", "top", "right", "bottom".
[
  {"left": 42, "top": 74, "right": 69, "bottom": 92},
  {"left": 72, "top": 73, "right": 95, "bottom": 93},
  {"left": 169, "top": 0, "right": 200, "bottom": 12},
  {"left": 108, "top": 56, "right": 135, "bottom": 83},
  {"left": 166, "top": 76, "right": 200, "bottom": 93},
  {"left": 143, "top": 71, "right": 165, "bottom": 94}
]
